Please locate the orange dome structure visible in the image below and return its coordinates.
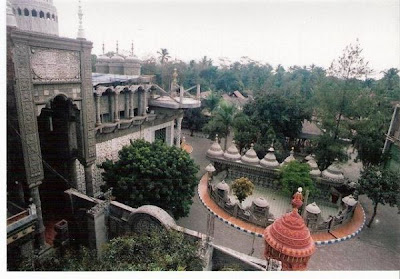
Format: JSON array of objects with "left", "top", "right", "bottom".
[{"left": 263, "top": 198, "right": 315, "bottom": 271}]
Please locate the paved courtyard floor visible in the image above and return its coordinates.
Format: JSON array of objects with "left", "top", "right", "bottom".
[{"left": 177, "top": 130, "right": 400, "bottom": 270}]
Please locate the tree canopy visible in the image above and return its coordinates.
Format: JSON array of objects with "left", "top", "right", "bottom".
[
  {"left": 19, "top": 230, "right": 203, "bottom": 271},
  {"left": 231, "top": 177, "right": 254, "bottom": 203},
  {"left": 280, "top": 161, "right": 316, "bottom": 197},
  {"left": 100, "top": 139, "right": 199, "bottom": 219},
  {"left": 357, "top": 166, "right": 400, "bottom": 227}
]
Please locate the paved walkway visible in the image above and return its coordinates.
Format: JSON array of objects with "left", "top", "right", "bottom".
[{"left": 176, "top": 130, "right": 400, "bottom": 270}]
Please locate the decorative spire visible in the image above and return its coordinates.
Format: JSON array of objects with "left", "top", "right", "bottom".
[
  {"left": 131, "top": 41, "right": 134, "bottom": 56},
  {"left": 7, "top": 0, "right": 17, "bottom": 27},
  {"left": 102, "top": 42, "right": 105, "bottom": 55},
  {"left": 77, "top": 0, "right": 85, "bottom": 39},
  {"left": 116, "top": 41, "right": 119, "bottom": 54}
]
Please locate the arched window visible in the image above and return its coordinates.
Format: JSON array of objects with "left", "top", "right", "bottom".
[
  {"left": 17, "top": 8, "right": 22, "bottom": 15},
  {"left": 39, "top": 11, "right": 44, "bottom": 18},
  {"left": 46, "top": 12, "right": 50, "bottom": 19},
  {"left": 32, "top": 9, "right": 37, "bottom": 17},
  {"left": 52, "top": 14, "right": 55, "bottom": 20},
  {"left": 24, "top": 8, "right": 29, "bottom": 16}
]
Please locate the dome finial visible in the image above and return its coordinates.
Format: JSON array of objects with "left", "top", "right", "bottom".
[
  {"left": 131, "top": 41, "right": 134, "bottom": 56},
  {"left": 102, "top": 42, "right": 105, "bottom": 55},
  {"left": 116, "top": 40, "right": 119, "bottom": 54},
  {"left": 77, "top": 0, "right": 85, "bottom": 39}
]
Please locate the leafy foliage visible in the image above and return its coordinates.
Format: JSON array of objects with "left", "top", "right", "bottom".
[
  {"left": 358, "top": 166, "right": 400, "bottom": 227},
  {"left": 280, "top": 161, "right": 316, "bottom": 197},
  {"left": 18, "top": 230, "right": 203, "bottom": 271},
  {"left": 100, "top": 139, "right": 199, "bottom": 219},
  {"left": 231, "top": 177, "right": 254, "bottom": 203}
]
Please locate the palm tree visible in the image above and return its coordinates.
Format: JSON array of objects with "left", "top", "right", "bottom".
[
  {"left": 203, "top": 101, "right": 237, "bottom": 150},
  {"left": 157, "top": 48, "right": 171, "bottom": 65}
]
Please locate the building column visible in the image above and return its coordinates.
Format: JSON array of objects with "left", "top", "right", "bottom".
[
  {"left": 95, "top": 93, "right": 102, "bottom": 126},
  {"left": 175, "top": 116, "right": 183, "bottom": 147},
  {"left": 84, "top": 164, "right": 94, "bottom": 197},
  {"left": 114, "top": 91, "right": 120, "bottom": 122},
  {"left": 143, "top": 90, "right": 148, "bottom": 116},
  {"left": 129, "top": 91, "right": 134, "bottom": 118},
  {"left": 109, "top": 94, "right": 114, "bottom": 122},
  {"left": 124, "top": 92, "right": 129, "bottom": 119},
  {"left": 29, "top": 183, "right": 46, "bottom": 249}
]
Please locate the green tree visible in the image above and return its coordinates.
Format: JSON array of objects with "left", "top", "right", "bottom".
[
  {"left": 183, "top": 106, "right": 207, "bottom": 136},
  {"left": 157, "top": 48, "right": 171, "bottom": 65},
  {"left": 100, "top": 140, "right": 199, "bottom": 219},
  {"left": 313, "top": 133, "right": 349, "bottom": 171},
  {"left": 19, "top": 230, "right": 203, "bottom": 271},
  {"left": 280, "top": 161, "right": 316, "bottom": 197},
  {"left": 358, "top": 166, "right": 400, "bottom": 227},
  {"left": 203, "top": 91, "right": 221, "bottom": 114},
  {"left": 231, "top": 177, "right": 254, "bottom": 203},
  {"left": 203, "top": 101, "right": 237, "bottom": 150}
]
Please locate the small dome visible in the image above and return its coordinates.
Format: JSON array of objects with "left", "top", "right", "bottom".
[
  {"left": 205, "top": 163, "right": 216, "bottom": 173},
  {"left": 260, "top": 145, "right": 280, "bottom": 169},
  {"left": 125, "top": 55, "right": 141, "bottom": 63},
  {"left": 216, "top": 180, "right": 229, "bottom": 191},
  {"left": 110, "top": 54, "right": 125, "bottom": 62},
  {"left": 321, "top": 159, "right": 344, "bottom": 183},
  {"left": 224, "top": 141, "right": 241, "bottom": 161},
  {"left": 342, "top": 195, "right": 357, "bottom": 207},
  {"left": 281, "top": 147, "right": 296, "bottom": 167},
  {"left": 305, "top": 154, "right": 314, "bottom": 161},
  {"left": 206, "top": 135, "right": 224, "bottom": 158},
  {"left": 253, "top": 197, "right": 268, "bottom": 208},
  {"left": 241, "top": 144, "right": 260, "bottom": 164},
  {"left": 307, "top": 158, "right": 321, "bottom": 177},
  {"left": 305, "top": 202, "right": 321, "bottom": 214},
  {"left": 97, "top": 54, "right": 110, "bottom": 61}
]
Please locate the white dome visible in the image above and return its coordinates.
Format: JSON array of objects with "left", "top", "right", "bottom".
[
  {"left": 253, "top": 197, "right": 268, "bottom": 208},
  {"left": 281, "top": 147, "right": 296, "bottom": 166},
  {"left": 241, "top": 144, "right": 260, "bottom": 165},
  {"left": 260, "top": 145, "right": 280, "bottom": 169},
  {"left": 125, "top": 55, "right": 141, "bottom": 63},
  {"left": 97, "top": 54, "right": 110, "bottom": 61},
  {"left": 342, "top": 195, "right": 357, "bottom": 207},
  {"left": 110, "top": 54, "right": 125, "bottom": 62},
  {"left": 305, "top": 202, "right": 321, "bottom": 214},
  {"left": 216, "top": 180, "right": 229, "bottom": 191},
  {"left": 206, "top": 135, "right": 224, "bottom": 158},
  {"left": 307, "top": 158, "right": 321, "bottom": 177},
  {"left": 322, "top": 159, "right": 344, "bottom": 183},
  {"left": 224, "top": 141, "right": 241, "bottom": 161}
]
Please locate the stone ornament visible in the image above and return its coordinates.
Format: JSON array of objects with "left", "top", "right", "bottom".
[
  {"left": 281, "top": 147, "right": 296, "bottom": 166},
  {"left": 321, "top": 159, "right": 344, "bottom": 183},
  {"left": 206, "top": 134, "right": 224, "bottom": 158},
  {"left": 260, "top": 144, "right": 280, "bottom": 169},
  {"left": 241, "top": 143, "right": 260, "bottom": 165},
  {"left": 224, "top": 140, "right": 241, "bottom": 161},
  {"left": 31, "top": 48, "right": 80, "bottom": 82},
  {"left": 305, "top": 202, "right": 321, "bottom": 214},
  {"left": 342, "top": 195, "right": 358, "bottom": 207},
  {"left": 307, "top": 156, "right": 321, "bottom": 177}
]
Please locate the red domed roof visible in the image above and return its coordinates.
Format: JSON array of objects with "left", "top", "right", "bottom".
[{"left": 264, "top": 209, "right": 315, "bottom": 258}]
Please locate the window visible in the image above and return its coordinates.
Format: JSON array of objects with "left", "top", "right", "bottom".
[
  {"left": 17, "top": 8, "right": 22, "bottom": 15},
  {"left": 46, "top": 12, "right": 50, "bottom": 19},
  {"left": 32, "top": 10, "right": 37, "bottom": 17},
  {"left": 119, "top": 111, "right": 125, "bottom": 119},
  {"left": 24, "top": 8, "right": 29, "bottom": 16},
  {"left": 134, "top": 108, "right": 138, "bottom": 117},
  {"left": 39, "top": 11, "right": 44, "bottom": 18},
  {"left": 52, "top": 14, "right": 55, "bottom": 20},
  {"left": 101, "top": 113, "right": 110, "bottom": 123}
]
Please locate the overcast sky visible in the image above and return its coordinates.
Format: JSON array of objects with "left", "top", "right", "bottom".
[{"left": 54, "top": 0, "right": 399, "bottom": 76}]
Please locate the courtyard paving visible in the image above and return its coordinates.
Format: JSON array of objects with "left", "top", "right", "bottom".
[{"left": 177, "top": 129, "right": 400, "bottom": 270}]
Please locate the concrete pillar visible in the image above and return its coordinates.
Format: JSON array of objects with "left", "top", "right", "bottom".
[
  {"left": 129, "top": 91, "right": 134, "bottom": 118},
  {"left": 84, "top": 164, "right": 94, "bottom": 197},
  {"left": 143, "top": 90, "right": 148, "bottom": 116},
  {"left": 87, "top": 202, "right": 108, "bottom": 257},
  {"left": 124, "top": 92, "right": 129, "bottom": 119},
  {"left": 180, "top": 85, "right": 184, "bottom": 104},
  {"left": 175, "top": 116, "right": 183, "bottom": 147},
  {"left": 29, "top": 184, "right": 46, "bottom": 249},
  {"left": 114, "top": 91, "right": 120, "bottom": 122},
  {"left": 95, "top": 93, "right": 102, "bottom": 126},
  {"left": 109, "top": 94, "right": 114, "bottom": 122},
  {"left": 197, "top": 84, "right": 200, "bottom": 100}
]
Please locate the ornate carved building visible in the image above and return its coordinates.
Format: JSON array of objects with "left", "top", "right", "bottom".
[{"left": 6, "top": 0, "right": 201, "bottom": 268}]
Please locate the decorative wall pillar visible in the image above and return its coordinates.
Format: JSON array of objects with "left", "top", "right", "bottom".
[
  {"left": 94, "top": 93, "right": 101, "bottom": 126},
  {"left": 129, "top": 91, "right": 134, "bottom": 118},
  {"left": 197, "top": 84, "right": 200, "bottom": 100},
  {"left": 29, "top": 183, "right": 46, "bottom": 249},
  {"left": 175, "top": 116, "right": 183, "bottom": 147},
  {"left": 114, "top": 91, "right": 120, "bottom": 122},
  {"left": 125, "top": 92, "right": 130, "bottom": 118},
  {"left": 109, "top": 94, "right": 114, "bottom": 122},
  {"left": 180, "top": 85, "right": 184, "bottom": 104},
  {"left": 84, "top": 164, "right": 94, "bottom": 197}
]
